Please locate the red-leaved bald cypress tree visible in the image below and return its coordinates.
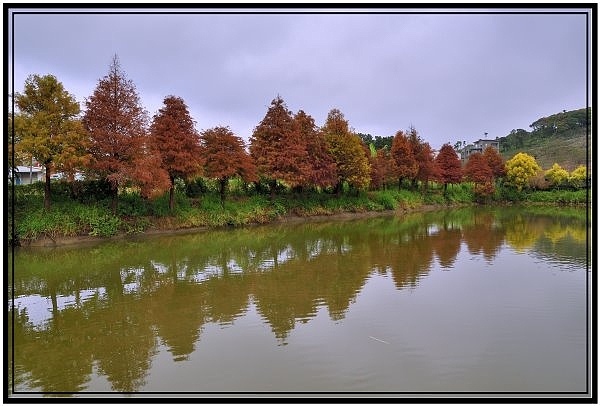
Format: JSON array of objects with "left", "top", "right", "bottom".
[
  {"left": 482, "top": 145, "right": 506, "bottom": 180},
  {"left": 435, "top": 143, "right": 463, "bottom": 192},
  {"left": 250, "top": 96, "right": 310, "bottom": 193},
  {"left": 294, "top": 110, "right": 337, "bottom": 190},
  {"left": 464, "top": 152, "right": 495, "bottom": 199},
  {"left": 390, "top": 130, "right": 417, "bottom": 189},
  {"left": 149, "top": 95, "right": 202, "bottom": 211},
  {"left": 201, "top": 126, "right": 257, "bottom": 205},
  {"left": 83, "top": 55, "right": 149, "bottom": 213}
]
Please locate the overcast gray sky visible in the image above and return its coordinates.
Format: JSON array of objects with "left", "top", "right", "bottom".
[{"left": 8, "top": 7, "right": 591, "bottom": 150}]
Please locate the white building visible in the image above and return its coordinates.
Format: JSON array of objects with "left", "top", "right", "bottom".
[
  {"left": 12, "top": 165, "right": 45, "bottom": 185},
  {"left": 460, "top": 139, "right": 500, "bottom": 163}
]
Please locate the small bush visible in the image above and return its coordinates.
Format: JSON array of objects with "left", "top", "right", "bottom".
[
  {"left": 372, "top": 190, "right": 399, "bottom": 210},
  {"left": 88, "top": 215, "right": 121, "bottom": 237},
  {"left": 118, "top": 192, "right": 151, "bottom": 216}
]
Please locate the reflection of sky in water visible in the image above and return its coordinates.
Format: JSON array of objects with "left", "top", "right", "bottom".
[
  {"left": 11, "top": 288, "right": 106, "bottom": 328},
  {"left": 257, "top": 245, "right": 297, "bottom": 271}
]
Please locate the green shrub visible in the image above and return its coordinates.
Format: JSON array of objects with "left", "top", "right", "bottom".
[
  {"left": 118, "top": 192, "right": 151, "bottom": 216},
  {"left": 371, "top": 190, "right": 398, "bottom": 210},
  {"left": 526, "top": 190, "right": 588, "bottom": 205},
  {"left": 88, "top": 215, "right": 121, "bottom": 237}
]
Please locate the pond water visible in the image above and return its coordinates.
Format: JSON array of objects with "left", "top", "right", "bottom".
[{"left": 7, "top": 206, "right": 591, "bottom": 397}]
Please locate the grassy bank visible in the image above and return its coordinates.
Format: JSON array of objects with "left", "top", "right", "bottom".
[{"left": 8, "top": 181, "right": 588, "bottom": 246}]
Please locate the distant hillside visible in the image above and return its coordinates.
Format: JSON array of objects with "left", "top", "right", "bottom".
[{"left": 498, "top": 108, "right": 590, "bottom": 171}]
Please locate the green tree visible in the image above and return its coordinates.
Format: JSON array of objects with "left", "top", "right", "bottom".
[
  {"left": 14, "top": 74, "right": 87, "bottom": 209},
  {"left": 545, "top": 163, "right": 570, "bottom": 189},
  {"left": 322, "top": 109, "right": 370, "bottom": 192},
  {"left": 505, "top": 152, "right": 541, "bottom": 191}
]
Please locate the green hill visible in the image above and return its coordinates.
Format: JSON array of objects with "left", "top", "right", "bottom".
[{"left": 498, "top": 108, "right": 590, "bottom": 171}]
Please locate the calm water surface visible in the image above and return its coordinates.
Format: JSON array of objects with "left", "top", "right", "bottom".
[{"left": 8, "top": 206, "right": 590, "bottom": 396}]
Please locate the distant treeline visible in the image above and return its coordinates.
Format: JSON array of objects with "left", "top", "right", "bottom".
[{"left": 499, "top": 108, "right": 590, "bottom": 152}]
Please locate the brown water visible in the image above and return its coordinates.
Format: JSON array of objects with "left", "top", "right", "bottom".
[{"left": 7, "top": 206, "right": 590, "bottom": 397}]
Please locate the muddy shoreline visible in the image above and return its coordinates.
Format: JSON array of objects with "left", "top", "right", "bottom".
[{"left": 16, "top": 204, "right": 462, "bottom": 248}]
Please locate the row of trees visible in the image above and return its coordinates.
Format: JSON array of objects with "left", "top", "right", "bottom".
[{"left": 10, "top": 56, "right": 586, "bottom": 214}]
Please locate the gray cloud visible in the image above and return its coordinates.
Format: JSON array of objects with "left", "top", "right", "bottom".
[{"left": 9, "top": 8, "right": 590, "bottom": 149}]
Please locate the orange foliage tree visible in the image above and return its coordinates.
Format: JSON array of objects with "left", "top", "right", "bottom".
[
  {"left": 201, "top": 126, "right": 257, "bottom": 205},
  {"left": 294, "top": 110, "right": 337, "bottom": 190},
  {"left": 250, "top": 96, "right": 311, "bottom": 193},
  {"left": 390, "top": 130, "right": 417, "bottom": 189},
  {"left": 464, "top": 152, "right": 494, "bottom": 200},
  {"left": 370, "top": 148, "right": 394, "bottom": 190},
  {"left": 482, "top": 145, "right": 506, "bottom": 179},
  {"left": 83, "top": 55, "right": 153, "bottom": 213},
  {"left": 414, "top": 141, "right": 438, "bottom": 190},
  {"left": 406, "top": 127, "right": 437, "bottom": 189},
  {"left": 434, "top": 143, "right": 463, "bottom": 193},
  {"left": 149, "top": 95, "right": 202, "bottom": 210}
]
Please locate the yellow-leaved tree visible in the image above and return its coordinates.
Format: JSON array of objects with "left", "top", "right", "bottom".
[
  {"left": 505, "top": 152, "right": 541, "bottom": 191},
  {"left": 569, "top": 165, "right": 588, "bottom": 189},
  {"left": 14, "top": 74, "right": 89, "bottom": 209},
  {"left": 545, "top": 163, "right": 570, "bottom": 188},
  {"left": 322, "top": 108, "right": 371, "bottom": 192}
]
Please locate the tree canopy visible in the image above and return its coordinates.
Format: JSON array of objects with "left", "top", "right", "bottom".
[
  {"left": 249, "top": 96, "right": 310, "bottom": 191},
  {"left": 482, "top": 145, "right": 506, "bottom": 179},
  {"left": 294, "top": 110, "right": 337, "bottom": 190},
  {"left": 390, "top": 130, "right": 417, "bottom": 188},
  {"left": 323, "top": 108, "right": 371, "bottom": 191},
  {"left": 83, "top": 55, "right": 151, "bottom": 212},
  {"left": 505, "top": 152, "right": 541, "bottom": 191},
  {"left": 14, "top": 73, "right": 87, "bottom": 209},
  {"left": 201, "top": 126, "right": 257, "bottom": 205},
  {"left": 435, "top": 143, "right": 462, "bottom": 191},
  {"left": 149, "top": 95, "right": 202, "bottom": 210}
]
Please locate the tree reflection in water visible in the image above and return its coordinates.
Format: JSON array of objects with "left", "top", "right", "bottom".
[{"left": 8, "top": 206, "right": 588, "bottom": 394}]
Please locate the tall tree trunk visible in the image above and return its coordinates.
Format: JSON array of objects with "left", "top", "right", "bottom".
[
  {"left": 111, "top": 185, "right": 118, "bottom": 215},
  {"left": 219, "top": 178, "right": 227, "bottom": 207},
  {"left": 44, "top": 163, "right": 51, "bottom": 210},
  {"left": 334, "top": 181, "right": 343, "bottom": 196},
  {"left": 169, "top": 175, "right": 176, "bottom": 211},
  {"left": 269, "top": 179, "right": 277, "bottom": 199}
]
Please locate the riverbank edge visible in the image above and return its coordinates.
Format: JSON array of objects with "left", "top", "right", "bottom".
[
  {"left": 15, "top": 202, "right": 471, "bottom": 248},
  {"left": 14, "top": 200, "right": 589, "bottom": 248}
]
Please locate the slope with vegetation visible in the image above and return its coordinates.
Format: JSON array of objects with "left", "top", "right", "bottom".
[{"left": 498, "top": 108, "right": 590, "bottom": 170}]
